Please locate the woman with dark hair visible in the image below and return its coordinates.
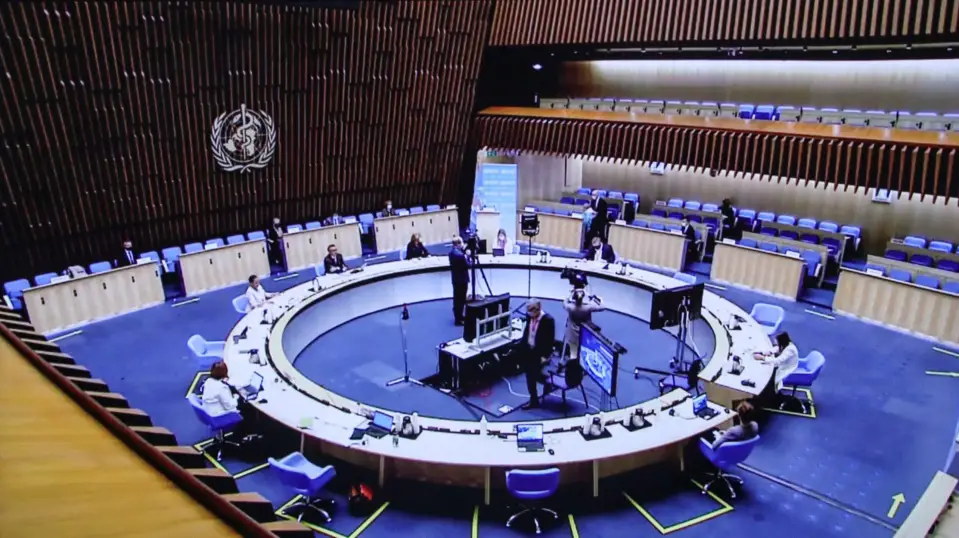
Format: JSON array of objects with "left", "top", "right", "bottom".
[
  {"left": 494, "top": 228, "right": 513, "bottom": 254},
  {"left": 405, "top": 233, "right": 429, "bottom": 259},
  {"left": 754, "top": 331, "right": 800, "bottom": 400}
]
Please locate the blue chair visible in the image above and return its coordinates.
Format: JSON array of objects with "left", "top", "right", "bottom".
[
  {"left": 624, "top": 192, "right": 640, "bottom": 203},
  {"left": 652, "top": 207, "right": 668, "bottom": 218},
  {"left": 757, "top": 211, "right": 775, "bottom": 224},
  {"left": 739, "top": 238, "right": 758, "bottom": 248},
  {"left": 633, "top": 220, "right": 649, "bottom": 228},
  {"left": 703, "top": 216, "right": 720, "bottom": 232},
  {"left": 539, "top": 207, "right": 554, "bottom": 215},
  {"left": 426, "top": 204, "right": 441, "bottom": 211},
  {"left": 759, "top": 226, "right": 778, "bottom": 237},
  {"left": 864, "top": 263, "right": 886, "bottom": 275},
  {"left": 780, "top": 351, "right": 825, "bottom": 413},
  {"left": 884, "top": 249, "right": 907, "bottom": 261},
  {"left": 903, "top": 235, "right": 926, "bottom": 248},
  {"left": 776, "top": 215, "right": 796, "bottom": 226},
  {"left": 779, "top": 230, "right": 799, "bottom": 241},
  {"left": 409, "top": 206, "right": 425, "bottom": 214},
  {"left": 738, "top": 104, "right": 755, "bottom": 119},
  {"left": 667, "top": 211, "right": 684, "bottom": 220},
  {"left": 305, "top": 221, "right": 322, "bottom": 230},
  {"left": 799, "top": 233, "right": 819, "bottom": 244},
  {"left": 89, "top": 261, "right": 112, "bottom": 274},
  {"left": 701, "top": 203, "right": 719, "bottom": 212},
  {"left": 750, "top": 303, "right": 785, "bottom": 335},
  {"left": 666, "top": 224, "right": 682, "bottom": 233},
  {"left": 937, "top": 260, "right": 959, "bottom": 273},
  {"left": 667, "top": 198, "right": 684, "bottom": 208},
  {"left": 911, "top": 254, "right": 933, "bottom": 267},
  {"left": 232, "top": 295, "right": 250, "bottom": 314},
  {"left": 343, "top": 216, "right": 358, "bottom": 224},
  {"left": 396, "top": 208, "right": 410, "bottom": 216},
  {"left": 375, "top": 211, "right": 385, "bottom": 218},
  {"left": 818, "top": 221, "right": 839, "bottom": 233},
  {"left": 247, "top": 230, "right": 266, "bottom": 241},
  {"left": 929, "top": 241, "right": 953, "bottom": 253},
  {"left": 944, "top": 281, "right": 959, "bottom": 294},
  {"left": 187, "top": 334, "right": 226, "bottom": 369},
  {"left": 506, "top": 468, "right": 560, "bottom": 533},
  {"left": 162, "top": 246, "right": 183, "bottom": 273},
  {"left": 34, "top": 272, "right": 58, "bottom": 287},
  {"left": 358, "top": 213, "right": 375, "bottom": 233},
  {"left": 268, "top": 452, "right": 338, "bottom": 523},
  {"left": 3, "top": 279, "right": 31, "bottom": 310},
  {"left": 753, "top": 104, "right": 775, "bottom": 120},
  {"left": 673, "top": 272, "right": 697, "bottom": 285},
  {"left": 226, "top": 234, "right": 246, "bottom": 245},
  {"left": 698, "top": 436, "right": 760, "bottom": 499},
  {"left": 607, "top": 207, "right": 620, "bottom": 220},
  {"left": 684, "top": 201, "right": 702, "bottom": 210},
  {"left": 287, "top": 224, "right": 303, "bottom": 233},
  {"left": 737, "top": 209, "right": 756, "bottom": 229},
  {"left": 187, "top": 394, "right": 242, "bottom": 461},
  {"left": 184, "top": 242, "right": 204, "bottom": 254},
  {"left": 559, "top": 196, "right": 575, "bottom": 205},
  {"left": 800, "top": 250, "right": 821, "bottom": 279},
  {"left": 314, "top": 264, "right": 326, "bottom": 277},
  {"left": 915, "top": 275, "right": 940, "bottom": 289},
  {"left": 138, "top": 251, "right": 160, "bottom": 264},
  {"left": 840, "top": 225, "right": 861, "bottom": 250},
  {"left": 759, "top": 242, "right": 778, "bottom": 253},
  {"left": 888, "top": 269, "right": 912, "bottom": 283},
  {"left": 688, "top": 214, "right": 702, "bottom": 223},
  {"left": 650, "top": 222, "right": 666, "bottom": 231},
  {"left": 594, "top": 189, "right": 607, "bottom": 198},
  {"left": 822, "top": 237, "right": 842, "bottom": 257},
  {"left": 608, "top": 191, "right": 623, "bottom": 199},
  {"left": 797, "top": 218, "right": 817, "bottom": 229},
  {"left": 576, "top": 187, "right": 591, "bottom": 196}
]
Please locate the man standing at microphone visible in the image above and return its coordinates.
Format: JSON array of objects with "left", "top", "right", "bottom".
[{"left": 449, "top": 236, "right": 471, "bottom": 326}]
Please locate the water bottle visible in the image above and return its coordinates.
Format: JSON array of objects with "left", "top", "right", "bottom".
[
  {"left": 392, "top": 433, "right": 399, "bottom": 448},
  {"left": 480, "top": 415, "right": 488, "bottom": 436}
]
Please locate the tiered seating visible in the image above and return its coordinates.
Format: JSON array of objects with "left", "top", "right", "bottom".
[
  {"left": 864, "top": 255, "right": 959, "bottom": 291},
  {"left": 884, "top": 238, "right": 959, "bottom": 273}
]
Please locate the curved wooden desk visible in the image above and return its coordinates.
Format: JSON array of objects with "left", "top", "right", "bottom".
[{"left": 221, "top": 256, "right": 773, "bottom": 503}]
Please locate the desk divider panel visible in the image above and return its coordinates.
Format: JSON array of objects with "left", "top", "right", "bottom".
[
  {"left": 284, "top": 222, "right": 362, "bottom": 272},
  {"left": 23, "top": 263, "right": 164, "bottom": 334},
  {"left": 180, "top": 241, "right": 270, "bottom": 297},
  {"left": 374, "top": 208, "right": 459, "bottom": 253},
  {"left": 608, "top": 223, "right": 687, "bottom": 272},
  {"left": 742, "top": 232, "right": 829, "bottom": 285},
  {"left": 834, "top": 269, "right": 959, "bottom": 346},
  {"left": 518, "top": 211, "right": 583, "bottom": 252},
  {"left": 711, "top": 243, "right": 805, "bottom": 300}
]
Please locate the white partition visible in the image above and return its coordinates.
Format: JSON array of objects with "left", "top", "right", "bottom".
[
  {"left": 180, "top": 240, "right": 270, "bottom": 297},
  {"left": 519, "top": 211, "right": 583, "bottom": 252},
  {"left": 284, "top": 222, "right": 362, "bottom": 272},
  {"left": 374, "top": 208, "right": 459, "bottom": 252},
  {"left": 608, "top": 223, "right": 687, "bottom": 271},
  {"left": 711, "top": 243, "right": 805, "bottom": 300}
]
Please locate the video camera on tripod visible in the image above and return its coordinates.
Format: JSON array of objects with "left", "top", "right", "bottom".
[{"left": 560, "top": 266, "right": 588, "bottom": 290}]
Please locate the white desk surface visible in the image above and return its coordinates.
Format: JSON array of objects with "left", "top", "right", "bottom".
[{"left": 223, "top": 255, "right": 773, "bottom": 468}]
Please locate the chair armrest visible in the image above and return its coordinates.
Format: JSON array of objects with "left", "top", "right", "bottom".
[
  {"left": 2, "top": 295, "right": 12, "bottom": 309},
  {"left": 208, "top": 341, "right": 226, "bottom": 354}
]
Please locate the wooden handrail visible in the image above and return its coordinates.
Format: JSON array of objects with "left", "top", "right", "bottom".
[{"left": 0, "top": 323, "right": 275, "bottom": 538}]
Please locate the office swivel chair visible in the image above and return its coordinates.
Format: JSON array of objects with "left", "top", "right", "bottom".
[
  {"left": 699, "top": 436, "right": 760, "bottom": 499},
  {"left": 232, "top": 295, "right": 250, "bottom": 314},
  {"left": 506, "top": 468, "right": 561, "bottom": 534},
  {"left": 187, "top": 394, "right": 243, "bottom": 461},
  {"left": 187, "top": 334, "right": 226, "bottom": 370},
  {"left": 269, "top": 452, "right": 338, "bottom": 523},
  {"left": 544, "top": 359, "right": 588, "bottom": 408},
  {"left": 780, "top": 351, "right": 826, "bottom": 414}
]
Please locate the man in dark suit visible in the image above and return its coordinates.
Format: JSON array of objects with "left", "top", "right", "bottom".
[
  {"left": 323, "top": 244, "right": 347, "bottom": 274},
  {"left": 588, "top": 190, "right": 609, "bottom": 242},
  {"left": 117, "top": 238, "right": 137, "bottom": 267},
  {"left": 681, "top": 218, "right": 700, "bottom": 262},
  {"left": 383, "top": 200, "right": 398, "bottom": 217},
  {"left": 585, "top": 236, "right": 616, "bottom": 264},
  {"left": 448, "top": 236, "right": 471, "bottom": 325},
  {"left": 719, "top": 198, "right": 737, "bottom": 239},
  {"left": 266, "top": 217, "right": 285, "bottom": 269},
  {"left": 519, "top": 299, "right": 555, "bottom": 408}
]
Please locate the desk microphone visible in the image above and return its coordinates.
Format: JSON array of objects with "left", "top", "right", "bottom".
[{"left": 401, "top": 304, "right": 410, "bottom": 321}]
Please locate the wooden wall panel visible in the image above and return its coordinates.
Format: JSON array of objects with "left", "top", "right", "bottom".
[
  {"left": 0, "top": 0, "right": 493, "bottom": 281},
  {"left": 490, "top": 0, "right": 959, "bottom": 46}
]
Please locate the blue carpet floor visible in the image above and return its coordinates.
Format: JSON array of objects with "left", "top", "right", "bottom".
[{"left": 50, "top": 252, "right": 959, "bottom": 537}]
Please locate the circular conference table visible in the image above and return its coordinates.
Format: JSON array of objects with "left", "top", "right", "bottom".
[{"left": 222, "top": 255, "right": 774, "bottom": 503}]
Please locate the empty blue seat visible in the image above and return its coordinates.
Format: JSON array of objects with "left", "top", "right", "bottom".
[
  {"left": 701, "top": 203, "right": 719, "bottom": 212},
  {"left": 607, "top": 207, "right": 620, "bottom": 220},
  {"left": 929, "top": 241, "right": 953, "bottom": 253},
  {"left": 737, "top": 209, "right": 756, "bottom": 228},
  {"left": 184, "top": 242, "right": 204, "bottom": 254},
  {"left": 915, "top": 275, "right": 940, "bottom": 289},
  {"left": 800, "top": 250, "right": 821, "bottom": 278},
  {"left": 287, "top": 224, "right": 303, "bottom": 233},
  {"left": 668, "top": 211, "right": 684, "bottom": 220},
  {"left": 864, "top": 263, "right": 886, "bottom": 275},
  {"left": 797, "top": 218, "right": 817, "bottom": 229},
  {"left": 740, "top": 238, "right": 758, "bottom": 248},
  {"left": 888, "top": 269, "right": 912, "bottom": 282},
  {"left": 576, "top": 187, "right": 591, "bottom": 196},
  {"left": 753, "top": 104, "right": 775, "bottom": 120},
  {"left": 776, "top": 215, "right": 796, "bottom": 226},
  {"left": 688, "top": 215, "right": 703, "bottom": 223},
  {"left": 426, "top": 204, "right": 441, "bottom": 211},
  {"left": 358, "top": 213, "right": 375, "bottom": 233},
  {"left": 911, "top": 254, "right": 933, "bottom": 267},
  {"left": 757, "top": 211, "right": 775, "bottom": 223},
  {"left": 161, "top": 247, "right": 183, "bottom": 272},
  {"left": 410, "top": 206, "right": 425, "bottom": 214},
  {"left": 759, "top": 242, "right": 779, "bottom": 253},
  {"left": 938, "top": 259, "right": 959, "bottom": 272},
  {"left": 944, "top": 281, "right": 959, "bottom": 294},
  {"left": 666, "top": 224, "right": 682, "bottom": 233},
  {"left": 750, "top": 303, "right": 785, "bottom": 334},
  {"left": 818, "top": 221, "right": 839, "bottom": 233},
  {"left": 34, "top": 272, "right": 58, "bottom": 286},
  {"left": 633, "top": 220, "right": 649, "bottom": 228},
  {"left": 305, "top": 221, "right": 322, "bottom": 230},
  {"left": 539, "top": 207, "right": 554, "bottom": 214},
  {"left": 799, "top": 233, "right": 819, "bottom": 244},
  {"left": 650, "top": 222, "right": 666, "bottom": 231},
  {"left": 703, "top": 216, "right": 720, "bottom": 230},
  {"left": 624, "top": 192, "right": 640, "bottom": 203},
  {"left": 89, "top": 261, "right": 112, "bottom": 274},
  {"left": 375, "top": 211, "right": 385, "bottom": 218},
  {"left": 396, "top": 208, "right": 410, "bottom": 216},
  {"left": 738, "top": 104, "right": 755, "bottom": 119},
  {"left": 205, "top": 238, "right": 225, "bottom": 248},
  {"left": 559, "top": 196, "right": 576, "bottom": 205},
  {"left": 903, "top": 236, "right": 926, "bottom": 248},
  {"left": 3, "top": 279, "right": 31, "bottom": 310},
  {"left": 139, "top": 251, "right": 160, "bottom": 263},
  {"left": 760, "top": 226, "right": 778, "bottom": 237},
  {"left": 608, "top": 191, "right": 623, "bottom": 199},
  {"left": 667, "top": 198, "right": 684, "bottom": 208},
  {"left": 684, "top": 201, "right": 702, "bottom": 210},
  {"left": 652, "top": 208, "right": 668, "bottom": 218},
  {"left": 884, "top": 249, "right": 907, "bottom": 261},
  {"left": 840, "top": 225, "right": 861, "bottom": 251},
  {"left": 822, "top": 237, "right": 842, "bottom": 256},
  {"left": 780, "top": 230, "right": 799, "bottom": 240},
  {"left": 595, "top": 189, "right": 608, "bottom": 198},
  {"left": 247, "top": 230, "right": 266, "bottom": 241},
  {"left": 226, "top": 234, "right": 246, "bottom": 245}
]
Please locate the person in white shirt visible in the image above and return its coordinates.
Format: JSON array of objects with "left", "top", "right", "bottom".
[
  {"left": 245, "top": 275, "right": 275, "bottom": 311},
  {"left": 754, "top": 331, "right": 800, "bottom": 394},
  {"left": 201, "top": 361, "right": 254, "bottom": 437},
  {"left": 563, "top": 289, "right": 605, "bottom": 359}
]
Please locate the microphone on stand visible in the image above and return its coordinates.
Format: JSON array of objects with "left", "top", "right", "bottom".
[{"left": 401, "top": 304, "right": 410, "bottom": 321}]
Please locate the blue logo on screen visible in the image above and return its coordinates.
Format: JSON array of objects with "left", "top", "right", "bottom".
[{"left": 580, "top": 328, "right": 614, "bottom": 395}]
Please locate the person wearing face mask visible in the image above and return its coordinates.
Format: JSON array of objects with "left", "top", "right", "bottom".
[
  {"left": 493, "top": 228, "right": 512, "bottom": 254},
  {"left": 405, "top": 233, "right": 430, "bottom": 259},
  {"left": 266, "top": 217, "right": 285, "bottom": 269},
  {"left": 383, "top": 200, "right": 398, "bottom": 217},
  {"left": 117, "top": 238, "right": 137, "bottom": 267},
  {"left": 585, "top": 235, "right": 616, "bottom": 264}
]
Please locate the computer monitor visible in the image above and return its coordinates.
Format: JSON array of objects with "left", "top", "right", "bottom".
[
  {"left": 516, "top": 423, "right": 543, "bottom": 442},
  {"left": 579, "top": 323, "right": 620, "bottom": 397},
  {"left": 692, "top": 393, "right": 707, "bottom": 415},
  {"left": 372, "top": 411, "right": 394, "bottom": 432},
  {"left": 463, "top": 293, "right": 511, "bottom": 342},
  {"left": 649, "top": 283, "right": 704, "bottom": 330}
]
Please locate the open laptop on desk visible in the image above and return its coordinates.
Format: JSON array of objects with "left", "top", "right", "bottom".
[
  {"left": 692, "top": 393, "right": 719, "bottom": 419},
  {"left": 516, "top": 423, "right": 545, "bottom": 452},
  {"left": 237, "top": 372, "right": 264, "bottom": 400},
  {"left": 364, "top": 411, "right": 395, "bottom": 439}
]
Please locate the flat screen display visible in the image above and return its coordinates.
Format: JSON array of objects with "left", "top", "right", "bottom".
[
  {"left": 649, "top": 283, "right": 704, "bottom": 330},
  {"left": 579, "top": 324, "right": 618, "bottom": 396},
  {"left": 464, "top": 293, "right": 511, "bottom": 342}
]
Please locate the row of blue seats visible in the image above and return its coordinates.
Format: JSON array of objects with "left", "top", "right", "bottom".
[
  {"left": 896, "top": 236, "right": 957, "bottom": 254},
  {"left": 737, "top": 238, "right": 822, "bottom": 279},
  {"left": 864, "top": 263, "right": 959, "bottom": 293},
  {"left": 884, "top": 249, "right": 959, "bottom": 272}
]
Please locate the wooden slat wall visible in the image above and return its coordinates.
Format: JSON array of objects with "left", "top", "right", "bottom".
[
  {"left": 474, "top": 113, "right": 959, "bottom": 203},
  {"left": 0, "top": 0, "right": 492, "bottom": 281},
  {"left": 489, "top": 0, "right": 959, "bottom": 46}
]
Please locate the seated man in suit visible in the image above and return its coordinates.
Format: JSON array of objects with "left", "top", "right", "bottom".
[
  {"left": 519, "top": 299, "right": 556, "bottom": 408},
  {"left": 117, "top": 238, "right": 137, "bottom": 267},
  {"left": 681, "top": 218, "right": 700, "bottom": 261},
  {"left": 383, "top": 200, "right": 398, "bottom": 217},
  {"left": 323, "top": 244, "right": 347, "bottom": 274},
  {"left": 585, "top": 235, "right": 616, "bottom": 264}
]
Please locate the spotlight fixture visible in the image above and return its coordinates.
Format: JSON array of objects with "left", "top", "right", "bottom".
[{"left": 532, "top": 63, "right": 542, "bottom": 71}]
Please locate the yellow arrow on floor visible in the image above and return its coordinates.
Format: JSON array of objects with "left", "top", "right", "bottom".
[{"left": 888, "top": 493, "right": 906, "bottom": 518}]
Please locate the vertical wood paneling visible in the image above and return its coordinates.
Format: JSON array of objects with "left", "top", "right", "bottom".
[{"left": 0, "top": 0, "right": 492, "bottom": 281}]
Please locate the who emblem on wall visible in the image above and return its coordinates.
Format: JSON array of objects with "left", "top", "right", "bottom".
[{"left": 210, "top": 104, "right": 277, "bottom": 172}]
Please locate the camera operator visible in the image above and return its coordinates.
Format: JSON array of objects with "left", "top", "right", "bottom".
[
  {"left": 448, "top": 236, "right": 471, "bottom": 326},
  {"left": 563, "top": 288, "right": 605, "bottom": 360}
]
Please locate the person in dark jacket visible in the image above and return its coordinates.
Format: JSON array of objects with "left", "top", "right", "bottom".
[
  {"left": 681, "top": 218, "right": 699, "bottom": 262},
  {"left": 448, "top": 236, "right": 471, "bottom": 325},
  {"left": 266, "top": 217, "right": 285, "bottom": 268},
  {"left": 323, "top": 244, "right": 347, "bottom": 274},
  {"left": 519, "top": 299, "right": 556, "bottom": 408},
  {"left": 117, "top": 238, "right": 137, "bottom": 267},
  {"left": 585, "top": 236, "right": 616, "bottom": 264},
  {"left": 405, "top": 233, "right": 429, "bottom": 259},
  {"left": 587, "top": 190, "right": 609, "bottom": 242}
]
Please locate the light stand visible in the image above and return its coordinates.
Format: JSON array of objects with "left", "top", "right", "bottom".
[
  {"left": 386, "top": 305, "right": 423, "bottom": 387},
  {"left": 520, "top": 213, "right": 540, "bottom": 300},
  {"left": 668, "top": 299, "right": 691, "bottom": 372}
]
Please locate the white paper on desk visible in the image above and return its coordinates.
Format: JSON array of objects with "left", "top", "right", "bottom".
[
  {"left": 722, "top": 238, "right": 736, "bottom": 245},
  {"left": 866, "top": 268, "right": 883, "bottom": 277},
  {"left": 785, "top": 250, "right": 801, "bottom": 259}
]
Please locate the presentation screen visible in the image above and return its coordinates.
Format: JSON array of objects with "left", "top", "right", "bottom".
[
  {"left": 473, "top": 163, "right": 518, "bottom": 243},
  {"left": 579, "top": 324, "right": 619, "bottom": 397}
]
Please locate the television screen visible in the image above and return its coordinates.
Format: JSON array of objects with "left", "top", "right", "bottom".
[
  {"left": 463, "top": 293, "right": 511, "bottom": 342},
  {"left": 649, "top": 283, "right": 704, "bottom": 330},
  {"left": 579, "top": 324, "right": 619, "bottom": 396}
]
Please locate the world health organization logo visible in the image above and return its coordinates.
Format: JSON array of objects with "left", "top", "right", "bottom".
[{"left": 210, "top": 104, "right": 276, "bottom": 173}]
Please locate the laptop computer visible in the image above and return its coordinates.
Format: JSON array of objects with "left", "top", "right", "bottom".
[
  {"left": 492, "top": 247, "right": 505, "bottom": 257},
  {"left": 365, "top": 411, "right": 394, "bottom": 439},
  {"left": 516, "top": 423, "right": 545, "bottom": 452},
  {"left": 237, "top": 372, "right": 264, "bottom": 400},
  {"left": 692, "top": 394, "right": 718, "bottom": 419}
]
